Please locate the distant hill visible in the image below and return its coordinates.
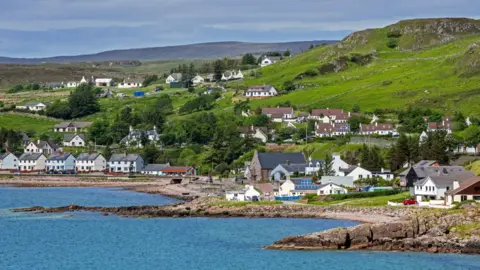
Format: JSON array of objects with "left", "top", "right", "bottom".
[
  {"left": 0, "top": 41, "right": 338, "bottom": 64},
  {"left": 240, "top": 18, "right": 480, "bottom": 115}
]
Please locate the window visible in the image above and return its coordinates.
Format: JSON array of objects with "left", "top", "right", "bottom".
[
  {"left": 358, "top": 175, "right": 363, "bottom": 179},
  {"left": 387, "top": 174, "right": 391, "bottom": 179},
  {"left": 461, "top": 195, "right": 467, "bottom": 201},
  {"left": 473, "top": 196, "right": 480, "bottom": 201}
]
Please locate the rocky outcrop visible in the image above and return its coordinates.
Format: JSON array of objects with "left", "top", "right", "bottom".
[{"left": 266, "top": 207, "right": 480, "bottom": 254}]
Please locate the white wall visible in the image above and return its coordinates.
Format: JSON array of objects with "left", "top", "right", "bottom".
[
  {"left": 64, "top": 136, "right": 86, "bottom": 147},
  {"left": 347, "top": 167, "right": 372, "bottom": 181},
  {"left": 279, "top": 180, "right": 295, "bottom": 196},
  {"left": 332, "top": 154, "right": 350, "bottom": 176},
  {"left": 317, "top": 184, "right": 347, "bottom": 195}
]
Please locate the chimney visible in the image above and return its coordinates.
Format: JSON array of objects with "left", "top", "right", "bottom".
[
  {"left": 375, "top": 122, "right": 378, "bottom": 127},
  {"left": 381, "top": 167, "right": 384, "bottom": 173},
  {"left": 358, "top": 163, "right": 361, "bottom": 167},
  {"left": 37, "top": 139, "right": 41, "bottom": 144},
  {"left": 153, "top": 125, "right": 157, "bottom": 132},
  {"left": 129, "top": 125, "right": 133, "bottom": 132},
  {"left": 348, "top": 112, "right": 351, "bottom": 117}
]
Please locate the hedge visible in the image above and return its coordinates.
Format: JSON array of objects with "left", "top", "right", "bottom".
[{"left": 328, "top": 189, "right": 403, "bottom": 200}]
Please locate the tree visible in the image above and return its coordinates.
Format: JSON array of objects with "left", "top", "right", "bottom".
[
  {"left": 142, "top": 75, "right": 158, "bottom": 87},
  {"left": 307, "top": 120, "right": 316, "bottom": 133},
  {"left": 140, "top": 132, "right": 150, "bottom": 147},
  {"left": 119, "top": 107, "right": 133, "bottom": 124},
  {"left": 69, "top": 83, "right": 100, "bottom": 118},
  {"left": 317, "top": 154, "right": 336, "bottom": 177},
  {"left": 419, "top": 131, "right": 452, "bottom": 164},
  {"left": 215, "top": 162, "right": 229, "bottom": 176},
  {"left": 283, "top": 50, "right": 291, "bottom": 57},
  {"left": 188, "top": 86, "right": 195, "bottom": 93},
  {"left": 46, "top": 101, "right": 72, "bottom": 119},
  {"left": 462, "top": 126, "right": 480, "bottom": 148},
  {"left": 234, "top": 100, "right": 250, "bottom": 115},
  {"left": 348, "top": 115, "right": 370, "bottom": 133},
  {"left": 213, "top": 60, "right": 226, "bottom": 81},
  {"left": 241, "top": 53, "right": 257, "bottom": 65},
  {"left": 88, "top": 120, "right": 111, "bottom": 146},
  {"left": 103, "top": 145, "right": 113, "bottom": 160},
  {"left": 453, "top": 111, "right": 467, "bottom": 131},
  {"left": 253, "top": 114, "right": 270, "bottom": 127},
  {"left": 142, "top": 143, "right": 160, "bottom": 163},
  {"left": 352, "top": 104, "right": 360, "bottom": 113},
  {"left": 282, "top": 80, "right": 295, "bottom": 92},
  {"left": 110, "top": 121, "right": 130, "bottom": 143}
]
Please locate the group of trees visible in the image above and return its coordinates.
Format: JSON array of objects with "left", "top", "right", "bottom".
[
  {"left": 46, "top": 83, "right": 100, "bottom": 119},
  {"left": 0, "top": 128, "right": 23, "bottom": 152},
  {"left": 179, "top": 92, "right": 219, "bottom": 114},
  {"left": 8, "top": 83, "right": 41, "bottom": 93}
]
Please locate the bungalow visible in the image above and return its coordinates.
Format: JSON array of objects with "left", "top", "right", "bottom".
[
  {"left": 66, "top": 81, "right": 79, "bottom": 88},
  {"left": 25, "top": 140, "right": 61, "bottom": 155},
  {"left": 248, "top": 151, "right": 307, "bottom": 181},
  {"left": 205, "top": 74, "right": 215, "bottom": 82},
  {"left": 63, "top": 134, "right": 86, "bottom": 147},
  {"left": 16, "top": 102, "right": 51, "bottom": 112},
  {"left": 260, "top": 56, "right": 281, "bottom": 67},
  {"left": 75, "top": 152, "right": 106, "bottom": 172},
  {"left": 359, "top": 123, "right": 397, "bottom": 136},
  {"left": 317, "top": 182, "right": 348, "bottom": 195},
  {"left": 310, "top": 108, "right": 350, "bottom": 124},
  {"left": 445, "top": 177, "right": 480, "bottom": 205},
  {"left": 0, "top": 153, "right": 19, "bottom": 170},
  {"left": 141, "top": 163, "right": 171, "bottom": 175},
  {"left": 413, "top": 171, "right": 475, "bottom": 202},
  {"left": 226, "top": 185, "right": 261, "bottom": 201},
  {"left": 338, "top": 165, "right": 373, "bottom": 181},
  {"left": 108, "top": 154, "right": 144, "bottom": 173},
  {"left": 321, "top": 176, "right": 355, "bottom": 188},
  {"left": 315, "top": 123, "right": 350, "bottom": 137},
  {"left": 278, "top": 178, "right": 321, "bottom": 197},
  {"left": 118, "top": 78, "right": 143, "bottom": 88},
  {"left": 120, "top": 126, "right": 160, "bottom": 147},
  {"left": 160, "top": 166, "right": 196, "bottom": 177},
  {"left": 45, "top": 152, "right": 76, "bottom": 172},
  {"left": 165, "top": 73, "right": 182, "bottom": 83},
  {"left": 53, "top": 122, "right": 92, "bottom": 132},
  {"left": 371, "top": 168, "right": 394, "bottom": 181},
  {"left": 95, "top": 78, "right": 114, "bottom": 87},
  {"left": 261, "top": 107, "right": 295, "bottom": 122},
  {"left": 191, "top": 75, "right": 204, "bottom": 85},
  {"left": 238, "top": 126, "right": 268, "bottom": 143},
  {"left": 245, "top": 85, "right": 278, "bottom": 97},
  {"left": 454, "top": 144, "right": 480, "bottom": 155},
  {"left": 19, "top": 153, "right": 46, "bottom": 171}
]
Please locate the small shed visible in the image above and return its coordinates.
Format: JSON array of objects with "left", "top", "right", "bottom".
[{"left": 133, "top": 91, "right": 145, "bottom": 97}]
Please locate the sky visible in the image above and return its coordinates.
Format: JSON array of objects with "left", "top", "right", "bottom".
[{"left": 0, "top": 0, "right": 478, "bottom": 58}]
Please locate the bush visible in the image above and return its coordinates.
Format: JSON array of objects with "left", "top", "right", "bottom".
[
  {"left": 328, "top": 189, "right": 402, "bottom": 201},
  {"left": 387, "top": 39, "right": 398, "bottom": 49},
  {"left": 387, "top": 31, "right": 402, "bottom": 38},
  {"left": 349, "top": 53, "right": 374, "bottom": 66}
]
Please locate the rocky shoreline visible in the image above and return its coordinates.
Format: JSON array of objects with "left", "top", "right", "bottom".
[{"left": 266, "top": 206, "right": 480, "bottom": 254}]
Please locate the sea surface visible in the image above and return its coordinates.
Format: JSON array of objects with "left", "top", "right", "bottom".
[{"left": 0, "top": 186, "right": 479, "bottom": 270}]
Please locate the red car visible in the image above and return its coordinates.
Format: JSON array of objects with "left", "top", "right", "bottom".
[{"left": 403, "top": 198, "right": 417, "bottom": 205}]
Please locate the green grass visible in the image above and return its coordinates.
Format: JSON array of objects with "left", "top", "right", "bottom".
[
  {"left": 283, "top": 142, "right": 363, "bottom": 159},
  {"left": 309, "top": 192, "right": 410, "bottom": 207},
  {"left": 0, "top": 113, "right": 59, "bottom": 134},
  {"left": 210, "top": 201, "right": 283, "bottom": 207}
]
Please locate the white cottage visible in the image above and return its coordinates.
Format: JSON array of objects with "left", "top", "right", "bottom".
[
  {"left": 413, "top": 172, "right": 475, "bottom": 202},
  {"left": 45, "top": 152, "right": 76, "bottom": 172},
  {"left": 118, "top": 78, "right": 143, "bottom": 88},
  {"left": 191, "top": 75, "right": 204, "bottom": 85},
  {"left": 0, "top": 153, "right": 19, "bottom": 170},
  {"left": 225, "top": 185, "right": 261, "bottom": 201},
  {"left": 19, "top": 153, "right": 46, "bottom": 171},
  {"left": 75, "top": 152, "right": 106, "bottom": 172},
  {"left": 108, "top": 154, "right": 144, "bottom": 173},
  {"left": 63, "top": 134, "right": 86, "bottom": 147},
  {"left": 317, "top": 182, "right": 348, "bottom": 195}
]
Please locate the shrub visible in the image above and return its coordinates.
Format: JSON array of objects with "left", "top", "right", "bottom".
[
  {"left": 387, "top": 31, "right": 402, "bottom": 38},
  {"left": 387, "top": 39, "right": 398, "bottom": 49},
  {"left": 328, "top": 189, "right": 402, "bottom": 201}
]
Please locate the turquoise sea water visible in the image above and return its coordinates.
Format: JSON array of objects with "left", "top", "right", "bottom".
[{"left": 0, "top": 186, "right": 479, "bottom": 270}]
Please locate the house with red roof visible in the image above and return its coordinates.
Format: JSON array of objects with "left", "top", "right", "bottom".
[
  {"left": 315, "top": 122, "right": 350, "bottom": 137},
  {"left": 445, "top": 176, "right": 480, "bottom": 205},
  {"left": 359, "top": 123, "right": 397, "bottom": 136},
  {"left": 310, "top": 108, "right": 351, "bottom": 124},
  {"left": 161, "top": 166, "right": 196, "bottom": 177},
  {"left": 261, "top": 107, "right": 295, "bottom": 122}
]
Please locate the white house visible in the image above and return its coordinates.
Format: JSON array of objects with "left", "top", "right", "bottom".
[
  {"left": 226, "top": 185, "right": 261, "bottom": 201},
  {"left": 371, "top": 168, "right": 394, "bottom": 181},
  {"left": 238, "top": 126, "right": 268, "bottom": 143},
  {"left": 80, "top": 76, "right": 95, "bottom": 84},
  {"left": 25, "top": 140, "right": 61, "bottom": 155},
  {"left": 332, "top": 153, "right": 350, "bottom": 176},
  {"left": 141, "top": 163, "right": 171, "bottom": 175},
  {"left": 221, "top": 70, "right": 243, "bottom": 81},
  {"left": 19, "top": 153, "right": 46, "bottom": 171},
  {"left": 277, "top": 178, "right": 322, "bottom": 197},
  {"left": 76, "top": 152, "right": 107, "bottom": 172},
  {"left": 166, "top": 73, "right": 182, "bottom": 83},
  {"left": 16, "top": 102, "right": 51, "bottom": 112},
  {"left": 53, "top": 122, "right": 92, "bottom": 133},
  {"left": 45, "top": 152, "right": 76, "bottom": 172},
  {"left": 317, "top": 182, "right": 348, "bottom": 195},
  {"left": 191, "top": 75, "right": 204, "bottom": 85},
  {"left": 260, "top": 56, "right": 281, "bottom": 67},
  {"left": 63, "top": 134, "right": 86, "bottom": 147},
  {"left": 108, "top": 154, "right": 144, "bottom": 173},
  {"left": 321, "top": 176, "right": 355, "bottom": 188},
  {"left": 360, "top": 123, "right": 397, "bottom": 136},
  {"left": 315, "top": 123, "right": 351, "bottom": 137},
  {"left": 445, "top": 177, "right": 480, "bottom": 205},
  {"left": 120, "top": 126, "right": 160, "bottom": 147},
  {"left": 413, "top": 171, "right": 475, "bottom": 202},
  {"left": 310, "top": 109, "right": 350, "bottom": 124},
  {"left": 245, "top": 85, "right": 278, "bottom": 97},
  {"left": 338, "top": 165, "right": 373, "bottom": 181},
  {"left": 66, "top": 81, "right": 79, "bottom": 88},
  {"left": 261, "top": 107, "right": 295, "bottom": 122},
  {"left": 0, "top": 153, "right": 19, "bottom": 170},
  {"left": 118, "top": 78, "right": 143, "bottom": 88},
  {"left": 95, "top": 78, "right": 114, "bottom": 87}
]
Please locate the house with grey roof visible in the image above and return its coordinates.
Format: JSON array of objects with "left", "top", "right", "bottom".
[
  {"left": 118, "top": 78, "right": 143, "bottom": 88},
  {"left": 108, "top": 154, "right": 144, "bottom": 173},
  {"left": 413, "top": 171, "right": 475, "bottom": 202},
  {"left": 63, "top": 134, "right": 86, "bottom": 147},
  {"left": 260, "top": 56, "right": 281, "bottom": 67},
  {"left": 25, "top": 140, "right": 61, "bottom": 155},
  {"left": 120, "top": 126, "right": 160, "bottom": 147},
  {"left": 76, "top": 152, "right": 106, "bottom": 172},
  {"left": 399, "top": 164, "right": 465, "bottom": 187},
  {"left": 19, "top": 153, "right": 46, "bottom": 171},
  {"left": 141, "top": 163, "right": 171, "bottom": 175},
  {"left": 248, "top": 151, "right": 306, "bottom": 181},
  {"left": 53, "top": 122, "right": 92, "bottom": 132},
  {"left": 0, "top": 152, "right": 19, "bottom": 170},
  {"left": 165, "top": 73, "right": 182, "bottom": 84},
  {"left": 15, "top": 102, "right": 52, "bottom": 112},
  {"left": 238, "top": 126, "right": 268, "bottom": 143},
  {"left": 46, "top": 152, "right": 76, "bottom": 172},
  {"left": 245, "top": 85, "right": 278, "bottom": 98}
]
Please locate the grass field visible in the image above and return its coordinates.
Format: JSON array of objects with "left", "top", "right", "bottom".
[
  {"left": 309, "top": 192, "right": 410, "bottom": 207},
  {"left": 0, "top": 113, "right": 59, "bottom": 134}
]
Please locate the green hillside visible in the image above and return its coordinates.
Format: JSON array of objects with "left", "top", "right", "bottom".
[{"left": 237, "top": 18, "right": 480, "bottom": 115}]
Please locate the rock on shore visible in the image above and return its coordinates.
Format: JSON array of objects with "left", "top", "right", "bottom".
[{"left": 266, "top": 207, "right": 480, "bottom": 254}]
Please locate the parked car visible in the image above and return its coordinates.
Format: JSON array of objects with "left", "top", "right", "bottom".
[{"left": 403, "top": 198, "right": 417, "bottom": 205}]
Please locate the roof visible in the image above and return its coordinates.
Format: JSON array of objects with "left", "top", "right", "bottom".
[
  {"left": 405, "top": 166, "right": 466, "bottom": 179},
  {"left": 256, "top": 183, "right": 274, "bottom": 194},
  {"left": 360, "top": 123, "right": 394, "bottom": 132},
  {"left": 24, "top": 102, "right": 51, "bottom": 107},
  {"left": 124, "top": 78, "right": 143, "bottom": 84},
  {"left": 257, "top": 152, "right": 306, "bottom": 169},
  {"left": 161, "top": 166, "right": 193, "bottom": 173},
  {"left": 76, "top": 152, "right": 102, "bottom": 161},
  {"left": 414, "top": 160, "right": 438, "bottom": 167},
  {"left": 246, "top": 85, "right": 274, "bottom": 92},
  {"left": 316, "top": 123, "right": 334, "bottom": 134},
  {"left": 32, "top": 140, "right": 59, "bottom": 150},
  {"left": 262, "top": 107, "right": 293, "bottom": 118},
  {"left": 0, "top": 153, "right": 14, "bottom": 160},
  {"left": 95, "top": 78, "right": 113, "bottom": 82},
  {"left": 414, "top": 171, "right": 475, "bottom": 187},
  {"left": 238, "top": 126, "right": 268, "bottom": 135},
  {"left": 19, "top": 153, "right": 44, "bottom": 161},
  {"left": 47, "top": 152, "right": 73, "bottom": 161},
  {"left": 169, "top": 73, "right": 182, "bottom": 80},
  {"left": 63, "top": 134, "right": 86, "bottom": 142},
  {"left": 290, "top": 179, "right": 321, "bottom": 190},
  {"left": 445, "top": 176, "right": 480, "bottom": 195},
  {"left": 311, "top": 108, "right": 344, "bottom": 117},
  {"left": 428, "top": 121, "right": 452, "bottom": 130},
  {"left": 339, "top": 165, "right": 358, "bottom": 174},
  {"left": 143, "top": 164, "right": 170, "bottom": 172},
  {"left": 109, "top": 154, "right": 142, "bottom": 162},
  {"left": 275, "top": 163, "right": 307, "bottom": 173}
]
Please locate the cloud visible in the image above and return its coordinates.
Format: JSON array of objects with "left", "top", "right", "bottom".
[{"left": 0, "top": 0, "right": 478, "bottom": 57}]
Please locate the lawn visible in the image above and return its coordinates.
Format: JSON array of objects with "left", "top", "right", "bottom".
[
  {"left": 0, "top": 113, "right": 59, "bottom": 134},
  {"left": 309, "top": 192, "right": 411, "bottom": 207}
]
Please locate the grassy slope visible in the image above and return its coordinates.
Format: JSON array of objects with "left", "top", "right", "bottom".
[
  {"left": 0, "top": 114, "right": 59, "bottom": 133},
  {"left": 239, "top": 33, "right": 480, "bottom": 115}
]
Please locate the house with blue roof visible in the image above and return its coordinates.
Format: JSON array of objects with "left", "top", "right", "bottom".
[{"left": 277, "top": 178, "right": 348, "bottom": 197}]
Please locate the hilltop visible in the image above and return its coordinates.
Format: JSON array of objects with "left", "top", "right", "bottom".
[
  {"left": 0, "top": 41, "right": 337, "bottom": 64},
  {"left": 240, "top": 18, "right": 480, "bottom": 115}
]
